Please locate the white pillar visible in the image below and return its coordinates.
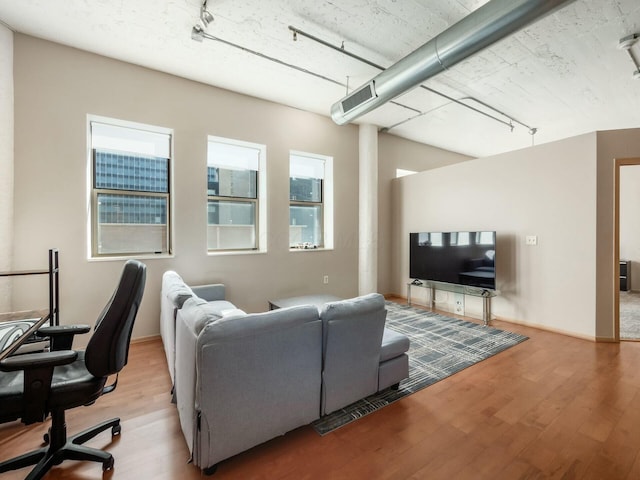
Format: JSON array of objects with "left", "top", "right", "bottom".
[
  {"left": 359, "top": 124, "right": 378, "bottom": 295},
  {"left": 0, "top": 25, "right": 14, "bottom": 311}
]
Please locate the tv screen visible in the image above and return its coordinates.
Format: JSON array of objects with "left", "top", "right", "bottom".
[{"left": 410, "top": 231, "right": 496, "bottom": 290}]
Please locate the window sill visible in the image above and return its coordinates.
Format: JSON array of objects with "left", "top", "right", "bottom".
[
  {"left": 88, "top": 253, "right": 174, "bottom": 262},
  {"left": 207, "top": 249, "right": 267, "bottom": 257},
  {"left": 289, "top": 247, "right": 334, "bottom": 253}
]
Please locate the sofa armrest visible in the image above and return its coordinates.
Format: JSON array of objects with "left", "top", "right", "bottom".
[{"left": 192, "top": 284, "right": 225, "bottom": 302}]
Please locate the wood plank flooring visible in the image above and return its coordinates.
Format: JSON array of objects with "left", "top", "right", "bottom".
[{"left": 2, "top": 301, "right": 640, "bottom": 479}]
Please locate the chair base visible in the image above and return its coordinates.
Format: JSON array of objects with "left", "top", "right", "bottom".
[{"left": 0, "top": 414, "right": 121, "bottom": 480}]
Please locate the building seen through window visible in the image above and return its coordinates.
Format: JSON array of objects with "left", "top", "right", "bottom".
[{"left": 95, "top": 152, "right": 168, "bottom": 224}]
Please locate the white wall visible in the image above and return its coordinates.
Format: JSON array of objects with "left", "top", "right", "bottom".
[
  {"left": 0, "top": 25, "right": 13, "bottom": 311},
  {"left": 377, "top": 132, "right": 472, "bottom": 295},
  {"left": 619, "top": 165, "right": 640, "bottom": 291},
  {"left": 10, "top": 35, "right": 361, "bottom": 341},
  {"left": 391, "top": 133, "right": 599, "bottom": 339}
]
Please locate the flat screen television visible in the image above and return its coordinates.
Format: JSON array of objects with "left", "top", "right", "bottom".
[{"left": 409, "top": 231, "right": 496, "bottom": 290}]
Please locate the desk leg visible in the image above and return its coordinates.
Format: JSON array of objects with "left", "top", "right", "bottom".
[
  {"left": 407, "top": 284, "right": 412, "bottom": 306},
  {"left": 483, "top": 296, "right": 491, "bottom": 326}
]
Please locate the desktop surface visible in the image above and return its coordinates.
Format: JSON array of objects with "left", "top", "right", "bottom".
[{"left": 0, "top": 310, "right": 50, "bottom": 361}]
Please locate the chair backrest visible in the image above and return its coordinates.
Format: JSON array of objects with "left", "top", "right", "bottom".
[{"left": 85, "top": 260, "right": 146, "bottom": 378}]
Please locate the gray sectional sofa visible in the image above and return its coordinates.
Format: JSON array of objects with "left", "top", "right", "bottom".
[{"left": 160, "top": 271, "right": 410, "bottom": 474}]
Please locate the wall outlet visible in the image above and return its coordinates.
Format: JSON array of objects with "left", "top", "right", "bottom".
[
  {"left": 525, "top": 235, "right": 538, "bottom": 246},
  {"left": 454, "top": 293, "right": 464, "bottom": 315},
  {"left": 323, "top": 275, "right": 329, "bottom": 284}
]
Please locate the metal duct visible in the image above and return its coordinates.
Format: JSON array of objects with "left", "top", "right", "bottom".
[{"left": 331, "top": 0, "right": 576, "bottom": 125}]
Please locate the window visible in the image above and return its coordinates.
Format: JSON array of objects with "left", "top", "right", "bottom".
[
  {"left": 207, "top": 137, "right": 265, "bottom": 251},
  {"left": 289, "top": 152, "right": 333, "bottom": 249},
  {"left": 90, "top": 119, "right": 171, "bottom": 257},
  {"left": 452, "top": 232, "right": 470, "bottom": 246},
  {"left": 477, "top": 231, "right": 495, "bottom": 245},
  {"left": 417, "top": 232, "right": 443, "bottom": 247},
  {"left": 396, "top": 168, "right": 418, "bottom": 178}
]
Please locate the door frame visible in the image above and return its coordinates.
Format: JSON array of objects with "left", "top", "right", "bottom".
[{"left": 614, "top": 157, "right": 640, "bottom": 341}]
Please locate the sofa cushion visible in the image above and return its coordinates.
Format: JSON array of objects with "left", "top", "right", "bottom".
[
  {"left": 179, "top": 298, "right": 245, "bottom": 335},
  {"left": 163, "top": 271, "right": 195, "bottom": 308},
  {"left": 320, "top": 293, "right": 386, "bottom": 347},
  {"left": 319, "top": 293, "right": 387, "bottom": 415},
  {"left": 180, "top": 297, "right": 222, "bottom": 335},
  {"left": 218, "top": 308, "right": 247, "bottom": 318},
  {"left": 380, "top": 328, "right": 410, "bottom": 362},
  {"left": 207, "top": 300, "right": 242, "bottom": 317},
  {"left": 320, "top": 292, "right": 386, "bottom": 322}
]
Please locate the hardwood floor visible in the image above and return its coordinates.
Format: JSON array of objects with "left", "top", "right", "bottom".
[{"left": 2, "top": 302, "right": 640, "bottom": 479}]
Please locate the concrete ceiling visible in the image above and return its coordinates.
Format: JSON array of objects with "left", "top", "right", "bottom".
[{"left": 0, "top": 0, "right": 639, "bottom": 158}]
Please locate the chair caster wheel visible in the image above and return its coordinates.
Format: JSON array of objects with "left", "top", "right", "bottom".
[
  {"left": 103, "top": 456, "right": 114, "bottom": 471},
  {"left": 112, "top": 424, "right": 121, "bottom": 436}
]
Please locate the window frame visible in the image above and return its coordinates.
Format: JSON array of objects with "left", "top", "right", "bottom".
[
  {"left": 88, "top": 116, "right": 173, "bottom": 259},
  {"left": 206, "top": 136, "right": 267, "bottom": 254},
  {"left": 289, "top": 151, "right": 333, "bottom": 251}
]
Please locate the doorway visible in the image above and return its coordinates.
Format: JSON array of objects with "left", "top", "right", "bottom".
[{"left": 615, "top": 158, "right": 640, "bottom": 341}]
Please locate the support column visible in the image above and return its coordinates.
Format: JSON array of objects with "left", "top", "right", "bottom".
[{"left": 359, "top": 124, "right": 378, "bottom": 295}]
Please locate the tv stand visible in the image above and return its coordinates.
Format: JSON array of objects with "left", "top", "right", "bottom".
[{"left": 406, "top": 281, "right": 496, "bottom": 326}]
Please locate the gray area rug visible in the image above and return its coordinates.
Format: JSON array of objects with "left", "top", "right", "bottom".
[
  {"left": 620, "top": 291, "right": 640, "bottom": 339},
  {"left": 311, "top": 302, "right": 528, "bottom": 435}
]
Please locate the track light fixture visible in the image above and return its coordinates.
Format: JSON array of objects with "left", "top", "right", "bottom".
[
  {"left": 191, "top": 1, "right": 212, "bottom": 42},
  {"left": 200, "top": 0, "right": 214, "bottom": 28},
  {"left": 618, "top": 33, "right": 640, "bottom": 80},
  {"left": 191, "top": 24, "right": 205, "bottom": 42}
]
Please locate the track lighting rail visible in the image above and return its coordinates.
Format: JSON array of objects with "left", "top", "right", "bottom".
[
  {"left": 192, "top": 25, "right": 345, "bottom": 88},
  {"left": 191, "top": 4, "right": 537, "bottom": 137}
]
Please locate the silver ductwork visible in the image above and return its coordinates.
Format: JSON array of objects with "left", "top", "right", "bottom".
[{"left": 331, "top": 0, "right": 576, "bottom": 125}]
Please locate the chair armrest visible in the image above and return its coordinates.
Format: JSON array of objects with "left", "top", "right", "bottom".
[
  {"left": 192, "top": 284, "right": 226, "bottom": 302},
  {"left": 0, "top": 350, "right": 77, "bottom": 372},
  {"left": 0, "top": 350, "right": 78, "bottom": 424},
  {"left": 37, "top": 324, "right": 91, "bottom": 351}
]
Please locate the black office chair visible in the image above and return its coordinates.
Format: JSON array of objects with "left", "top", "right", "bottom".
[{"left": 0, "top": 259, "right": 146, "bottom": 479}]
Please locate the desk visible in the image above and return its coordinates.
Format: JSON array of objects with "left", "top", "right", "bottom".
[
  {"left": 0, "top": 248, "right": 59, "bottom": 326},
  {"left": 0, "top": 310, "right": 50, "bottom": 361},
  {"left": 407, "top": 281, "right": 497, "bottom": 326}
]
